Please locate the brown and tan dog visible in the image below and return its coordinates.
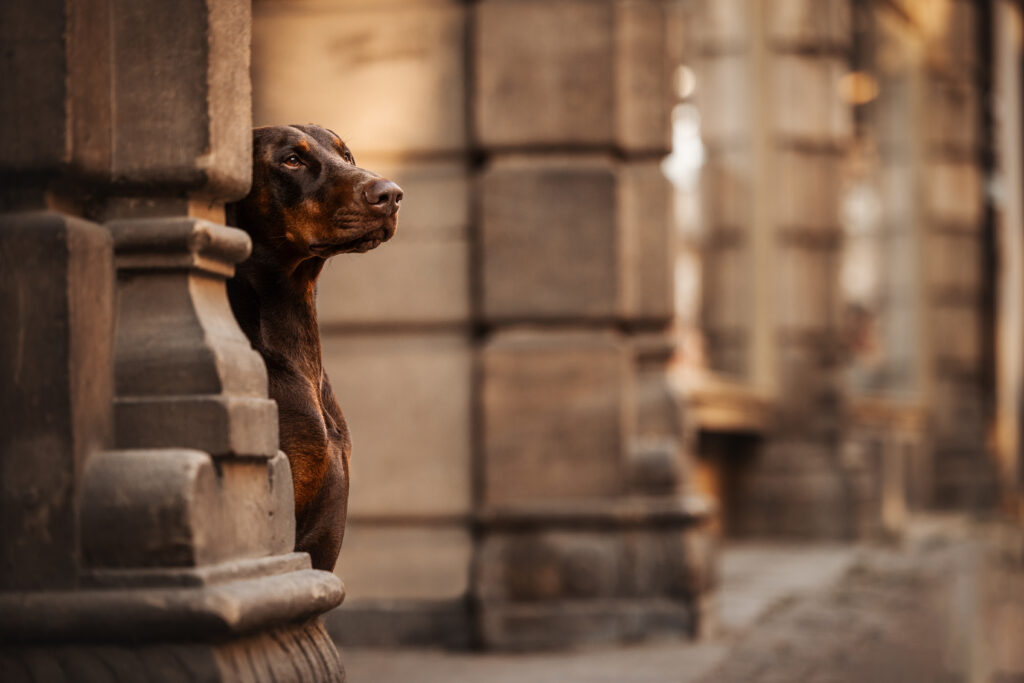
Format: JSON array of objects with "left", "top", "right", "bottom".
[{"left": 227, "top": 124, "right": 401, "bottom": 571}]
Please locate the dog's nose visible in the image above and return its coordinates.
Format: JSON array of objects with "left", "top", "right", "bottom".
[{"left": 363, "top": 179, "right": 403, "bottom": 211}]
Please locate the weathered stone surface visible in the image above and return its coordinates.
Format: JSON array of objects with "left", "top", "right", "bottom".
[
  {"left": 481, "top": 330, "right": 629, "bottom": 505},
  {"left": 319, "top": 241, "right": 470, "bottom": 326},
  {"left": 615, "top": 0, "right": 673, "bottom": 153},
  {"left": 475, "top": 0, "right": 614, "bottom": 147},
  {"left": 316, "top": 161, "right": 471, "bottom": 326},
  {"left": 325, "top": 598, "right": 470, "bottom": 649},
  {"left": 776, "top": 245, "right": 839, "bottom": 331},
  {"left": 767, "top": 0, "right": 851, "bottom": 47},
  {"left": 253, "top": 0, "right": 467, "bottom": 156},
  {"left": 479, "top": 157, "right": 621, "bottom": 321},
  {"left": 321, "top": 332, "right": 472, "bottom": 517},
  {"left": 771, "top": 55, "right": 851, "bottom": 144},
  {"left": 80, "top": 449, "right": 219, "bottom": 568},
  {"left": 925, "top": 161, "right": 983, "bottom": 226},
  {"left": 621, "top": 160, "right": 675, "bottom": 322},
  {"left": 926, "top": 81, "right": 979, "bottom": 152},
  {"left": 772, "top": 150, "right": 841, "bottom": 229},
  {"left": 730, "top": 459, "right": 858, "bottom": 539},
  {"left": 0, "top": 0, "right": 68, "bottom": 178},
  {"left": 931, "top": 305, "right": 981, "bottom": 366},
  {"left": 702, "top": 149, "right": 754, "bottom": 229},
  {"left": 81, "top": 449, "right": 294, "bottom": 568},
  {"left": 477, "top": 532, "right": 625, "bottom": 602},
  {"left": 4, "top": 0, "right": 254, "bottom": 198},
  {"left": 703, "top": 245, "right": 751, "bottom": 333},
  {"left": 926, "top": 0, "right": 976, "bottom": 76},
  {"left": 477, "top": 525, "right": 715, "bottom": 604},
  {"left": 2, "top": 1, "right": 347, "bottom": 676},
  {"left": 0, "top": 212, "right": 113, "bottom": 590},
  {"left": 109, "top": 217, "right": 280, "bottom": 458},
  {"left": 336, "top": 524, "right": 472, "bottom": 601},
  {"left": 695, "top": 55, "right": 752, "bottom": 145},
  {"left": 926, "top": 232, "right": 982, "bottom": 292},
  {"left": 692, "top": 0, "right": 750, "bottom": 50},
  {"left": 102, "top": 0, "right": 252, "bottom": 197}
]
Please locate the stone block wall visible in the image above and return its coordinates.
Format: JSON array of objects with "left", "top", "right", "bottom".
[
  {"left": 253, "top": 0, "right": 477, "bottom": 646},
  {"left": 253, "top": 0, "right": 714, "bottom": 650}
]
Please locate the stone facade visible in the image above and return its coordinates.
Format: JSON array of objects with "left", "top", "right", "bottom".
[
  {"left": 691, "top": 0, "right": 1004, "bottom": 537},
  {"left": 1, "top": 1, "right": 344, "bottom": 679}
]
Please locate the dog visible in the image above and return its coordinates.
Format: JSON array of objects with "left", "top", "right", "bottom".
[{"left": 227, "top": 124, "right": 401, "bottom": 571}]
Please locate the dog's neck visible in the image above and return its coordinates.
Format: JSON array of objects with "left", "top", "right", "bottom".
[{"left": 229, "top": 242, "right": 327, "bottom": 376}]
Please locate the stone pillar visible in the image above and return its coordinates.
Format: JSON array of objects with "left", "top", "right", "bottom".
[
  {"left": 918, "top": 0, "right": 998, "bottom": 508},
  {"left": 695, "top": 0, "right": 873, "bottom": 537},
  {"left": 473, "top": 0, "right": 715, "bottom": 649},
  {"left": 0, "top": 1, "right": 344, "bottom": 679}
]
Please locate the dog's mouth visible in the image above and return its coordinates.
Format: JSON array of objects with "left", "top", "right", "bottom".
[{"left": 310, "top": 226, "right": 393, "bottom": 257}]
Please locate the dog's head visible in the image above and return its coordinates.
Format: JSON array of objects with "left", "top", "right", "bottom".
[{"left": 232, "top": 124, "right": 402, "bottom": 259}]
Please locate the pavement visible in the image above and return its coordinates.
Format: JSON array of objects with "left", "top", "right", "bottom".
[{"left": 341, "top": 516, "right": 1024, "bottom": 683}]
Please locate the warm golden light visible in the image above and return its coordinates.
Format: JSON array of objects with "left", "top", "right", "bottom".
[{"left": 839, "top": 71, "right": 880, "bottom": 105}]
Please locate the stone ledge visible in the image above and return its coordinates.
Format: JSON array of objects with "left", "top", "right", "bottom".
[
  {"left": 109, "top": 217, "right": 252, "bottom": 277},
  {"left": 114, "top": 395, "right": 279, "bottom": 458},
  {"left": 477, "top": 496, "right": 713, "bottom": 531},
  {"left": 82, "top": 552, "right": 311, "bottom": 589},
  {"left": 0, "top": 568, "right": 344, "bottom": 643}
]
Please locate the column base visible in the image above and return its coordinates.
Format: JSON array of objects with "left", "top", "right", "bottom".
[
  {"left": 0, "top": 618, "right": 343, "bottom": 683},
  {"left": 0, "top": 554, "right": 346, "bottom": 682}
]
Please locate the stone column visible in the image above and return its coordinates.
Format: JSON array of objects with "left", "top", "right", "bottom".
[
  {"left": 473, "top": 0, "right": 715, "bottom": 649},
  {"left": 918, "top": 0, "right": 998, "bottom": 508},
  {"left": 0, "top": 1, "right": 344, "bottom": 679},
  {"left": 695, "top": 0, "right": 873, "bottom": 537}
]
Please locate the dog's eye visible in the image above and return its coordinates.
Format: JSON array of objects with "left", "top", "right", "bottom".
[
  {"left": 282, "top": 154, "right": 303, "bottom": 168},
  {"left": 343, "top": 151, "right": 355, "bottom": 165}
]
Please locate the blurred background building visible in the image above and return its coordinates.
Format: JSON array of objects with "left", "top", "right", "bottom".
[{"left": 251, "top": 0, "right": 1024, "bottom": 651}]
